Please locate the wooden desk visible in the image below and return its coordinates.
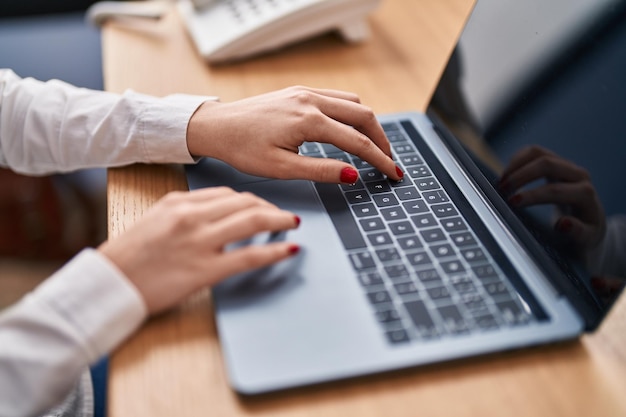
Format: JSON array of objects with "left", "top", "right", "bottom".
[{"left": 103, "top": 1, "right": 626, "bottom": 416}]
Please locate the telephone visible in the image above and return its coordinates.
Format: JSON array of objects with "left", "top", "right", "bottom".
[{"left": 177, "top": 0, "right": 381, "bottom": 63}]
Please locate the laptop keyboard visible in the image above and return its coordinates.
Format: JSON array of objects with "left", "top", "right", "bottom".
[{"left": 302, "top": 121, "right": 535, "bottom": 345}]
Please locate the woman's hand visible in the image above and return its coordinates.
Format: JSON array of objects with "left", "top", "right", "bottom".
[
  {"left": 186, "top": 86, "right": 403, "bottom": 184},
  {"left": 98, "top": 187, "right": 300, "bottom": 314},
  {"left": 499, "top": 145, "right": 606, "bottom": 253}
]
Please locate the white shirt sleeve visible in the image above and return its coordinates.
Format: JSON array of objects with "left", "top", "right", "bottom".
[
  {"left": 0, "top": 249, "right": 148, "bottom": 417},
  {"left": 0, "top": 68, "right": 216, "bottom": 416},
  {"left": 0, "top": 68, "right": 214, "bottom": 175}
]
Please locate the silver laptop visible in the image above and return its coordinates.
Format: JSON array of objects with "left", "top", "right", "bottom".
[{"left": 186, "top": 0, "right": 626, "bottom": 394}]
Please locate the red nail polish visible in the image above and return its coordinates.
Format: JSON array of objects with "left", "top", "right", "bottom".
[
  {"left": 340, "top": 167, "right": 358, "bottom": 184},
  {"left": 395, "top": 166, "right": 404, "bottom": 179},
  {"left": 288, "top": 244, "right": 300, "bottom": 255},
  {"left": 294, "top": 215, "right": 301, "bottom": 227},
  {"left": 557, "top": 218, "right": 572, "bottom": 233},
  {"left": 508, "top": 194, "right": 523, "bottom": 206}
]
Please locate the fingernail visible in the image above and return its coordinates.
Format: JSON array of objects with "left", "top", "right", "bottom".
[
  {"left": 340, "top": 167, "right": 358, "bottom": 184},
  {"left": 288, "top": 244, "right": 300, "bottom": 255},
  {"left": 395, "top": 166, "right": 404, "bottom": 179},
  {"left": 294, "top": 215, "right": 301, "bottom": 227},
  {"left": 508, "top": 194, "right": 523, "bottom": 206},
  {"left": 556, "top": 218, "right": 572, "bottom": 233}
]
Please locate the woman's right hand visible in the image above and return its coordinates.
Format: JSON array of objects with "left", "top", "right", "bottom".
[
  {"left": 499, "top": 145, "right": 606, "bottom": 254},
  {"left": 98, "top": 187, "right": 300, "bottom": 314},
  {"left": 186, "top": 86, "right": 403, "bottom": 184}
]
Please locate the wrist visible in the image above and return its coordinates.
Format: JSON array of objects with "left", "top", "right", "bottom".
[{"left": 186, "top": 100, "right": 222, "bottom": 158}]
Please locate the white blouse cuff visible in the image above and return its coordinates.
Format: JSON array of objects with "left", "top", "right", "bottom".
[
  {"left": 131, "top": 91, "right": 218, "bottom": 164},
  {"left": 33, "top": 248, "right": 148, "bottom": 363}
]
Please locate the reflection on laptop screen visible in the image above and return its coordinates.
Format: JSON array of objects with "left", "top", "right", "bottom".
[{"left": 428, "top": 0, "right": 626, "bottom": 319}]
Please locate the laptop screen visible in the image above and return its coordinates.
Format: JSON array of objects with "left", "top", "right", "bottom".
[{"left": 426, "top": 0, "right": 626, "bottom": 325}]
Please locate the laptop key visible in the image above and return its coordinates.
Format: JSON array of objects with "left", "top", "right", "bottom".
[
  {"left": 360, "top": 217, "right": 385, "bottom": 232},
  {"left": 394, "top": 281, "right": 418, "bottom": 295},
  {"left": 403, "top": 300, "right": 439, "bottom": 337},
  {"left": 389, "top": 221, "right": 415, "bottom": 236},
  {"left": 389, "top": 175, "right": 414, "bottom": 188},
  {"left": 407, "top": 166, "right": 432, "bottom": 179},
  {"left": 368, "top": 232, "right": 393, "bottom": 246},
  {"left": 431, "top": 203, "right": 458, "bottom": 218},
  {"left": 497, "top": 300, "right": 531, "bottom": 325},
  {"left": 441, "top": 217, "right": 467, "bottom": 232},
  {"left": 340, "top": 179, "right": 365, "bottom": 191},
  {"left": 398, "top": 154, "right": 423, "bottom": 166},
  {"left": 420, "top": 227, "right": 446, "bottom": 243},
  {"left": 438, "top": 305, "right": 469, "bottom": 334},
  {"left": 451, "top": 276, "right": 477, "bottom": 294},
  {"left": 346, "top": 190, "right": 371, "bottom": 204},
  {"left": 368, "top": 290, "right": 392, "bottom": 304},
  {"left": 483, "top": 281, "right": 510, "bottom": 297},
  {"left": 475, "top": 314, "right": 500, "bottom": 330},
  {"left": 460, "top": 247, "right": 487, "bottom": 263},
  {"left": 358, "top": 272, "right": 384, "bottom": 287},
  {"left": 376, "top": 248, "right": 401, "bottom": 263},
  {"left": 350, "top": 251, "right": 376, "bottom": 271},
  {"left": 360, "top": 168, "right": 385, "bottom": 182},
  {"left": 393, "top": 143, "right": 414, "bottom": 154},
  {"left": 440, "top": 259, "right": 465, "bottom": 274},
  {"left": 352, "top": 158, "right": 372, "bottom": 170},
  {"left": 411, "top": 213, "right": 438, "bottom": 228},
  {"left": 386, "top": 328, "right": 410, "bottom": 344},
  {"left": 416, "top": 268, "right": 441, "bottom": 284},
  {"left": 394, "top": 186, "right": 421, "bottom": 201},
  {"left": 422, "top": 190, "right": 449, "bottom": 204},
  {"left": 450, "top": 231, "right": 477, "bottom": 247},
  {"left": 376, "top": 308, "right": 401, "bottom": 323},
  {"left": 384, "top": 264, "right": 410, "bottom": 280},
  {"left": 402, "top": 200, "right": 428, "bottom": 214},
  {"left": 426, "top": 286, "right": 452, "bottom": 302},
  {"left": 352, "top": 203, "right": 377, "bottom": 218},
  {"left": 367, "top": 180, "right": 392, "bottom": 194},
  {"left": 430, "top": 243, "right": 455, "bottom": 258},
  {"left": 380, "top": 206, "right": 407, "bottom": 221},
  {"left": 373, "top": 193, "right": 399, "bottom": 207},
  {"left": 415, "top": 177, "right": 439, "bottom": 190},
  {"left": 406, "top": 250, "right": 432, "bottom": 267},
  {"left": 397, "top": 235, "right": 423, "bottom": 251}
]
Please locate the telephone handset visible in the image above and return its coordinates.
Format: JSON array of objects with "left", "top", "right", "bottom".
[{"left": 177, "top": 0, "right": 381, "bottom": 63}]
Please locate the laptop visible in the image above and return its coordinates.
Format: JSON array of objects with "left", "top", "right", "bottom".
[{"left": 186, "top": 0, "right": 626, "bottom": 394}]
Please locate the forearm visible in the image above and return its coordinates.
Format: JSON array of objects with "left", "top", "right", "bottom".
[
  {"left": 0, "top": 69, "right": 209, "bottom": 175},
  {"left": 0, "top": 249, "right": 147, "bottom": 417}
]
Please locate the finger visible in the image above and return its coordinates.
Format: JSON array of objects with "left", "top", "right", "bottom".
[
  {"left": 191, "top": 190, "right": 278, "bottom": 223},
  {"left": 509, "top": 182, "right": 592, "bottom": 208},
  {"left": 205, "top": 242, "right": 300, "bottom": 286},
  {"left": 500, "top": 153, "right": 588, "bottom": 193},
  {"left": 508, "top": 182, "right": 604, "bottom": 228},
  {"left": 271, "top": 150, "right": 362, "bottom": 184},
  {"left": 163, "top": 186, "right": 237, "bottom": 203},
  {"left": 299, "top": 86, "right": 362, "bottom": 103},
  {"left": 500, "top": 145, "right": 556, "bottom": 183},
  {"left": 302, "top": 116, "right": 400, "bottom": 181},
  {"left": 315, "top": 94, "right": 392, "bottom": 158},
  {"left": 554, "top": 216, "right": 599, "bottom": 249},
  {"left": 208, "top": 206, "right": 300, "bottom": 248}
]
